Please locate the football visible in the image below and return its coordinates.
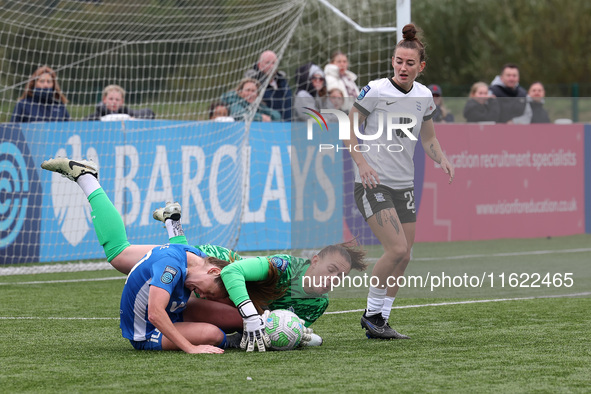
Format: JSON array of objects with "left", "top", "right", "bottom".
[{"left": 265, "top": 309, "right": 304, "bottom": 351}]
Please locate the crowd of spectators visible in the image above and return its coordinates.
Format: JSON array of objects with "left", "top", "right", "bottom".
[
  {"left": 214, "top": 54, "right": 553, "bottom": 124},
  {"left": 10, "top": 60, "right": 555, "bottom": 125},
  {"left": 10, "top": 66, "right": 155, "bottom": 123},
  {"left": 458, "top": 63, "right": 551, "bottom": 124}
]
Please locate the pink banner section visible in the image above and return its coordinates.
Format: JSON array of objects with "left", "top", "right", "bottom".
[{"left": 416, "top": 124, "right": 585, "bottom": 242}]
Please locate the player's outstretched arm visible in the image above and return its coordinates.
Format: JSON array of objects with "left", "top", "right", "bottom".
[
  {"left": 148, "top": 286, "right": 223, "bottom": 354},
  {"left": 221, "top": 257, "right": 272, "bottom": 352},
  {"left": 148, "top": 286, "right": 197, "bottom": 353}
]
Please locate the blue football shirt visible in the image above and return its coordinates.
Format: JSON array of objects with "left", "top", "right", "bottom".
[{"left": 119, "top": 243, "right": 207, "bottom": 341}]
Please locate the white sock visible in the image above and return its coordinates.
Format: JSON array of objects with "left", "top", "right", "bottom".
[
  {"left": 366, "top": 286, "right": 387, "bottom": 316},
  {"left": 382, "top": 297, "right": 396, "bottom": 321},
  {"left": 76, "top": 174, "right": 100, "bottom": 197},
  {"left": 165, "top": 219, "right": 184, "bottom": 238}
]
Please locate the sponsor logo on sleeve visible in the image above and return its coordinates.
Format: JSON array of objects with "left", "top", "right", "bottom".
[
  {"left": 357, "top": 85, "right": 371, "bottom": 100},
  {"left": 268, "top": 256, "right": 288, "bottom": 272},
  {"left": 161, "top": 265, "right": 178, "bottom": 284}
]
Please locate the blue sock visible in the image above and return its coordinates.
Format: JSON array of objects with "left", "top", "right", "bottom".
[{"left": 218, "top": 329, "right": 227, "bottom": 349}]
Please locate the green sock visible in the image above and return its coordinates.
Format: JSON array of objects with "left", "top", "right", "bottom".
[
  {"left": 88, "top": 188, "right": 130, "bottom": 262},
  {"left": 169, "top": 235, "right": 188, "bottom": 245}
]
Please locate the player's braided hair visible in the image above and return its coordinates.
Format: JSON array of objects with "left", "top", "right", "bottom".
[{"left": 317, "top": 240, "right": 368, "bottom": 271}]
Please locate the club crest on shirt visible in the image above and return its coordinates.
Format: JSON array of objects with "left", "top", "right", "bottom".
[
  {"left": 161, "top": 265, "right": 178, "bottom": 284},
  {"left": 416, "top": 101, "right": 422, "bottom": 112},
  {"left": 268, "top": 256, "right": 288, "bottom": 272},
  {"left": 357, "top": 85, "right": 371, "bottom": 100}
]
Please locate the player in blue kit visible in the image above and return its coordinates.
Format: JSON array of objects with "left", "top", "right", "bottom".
[
  {"left": 41, "top": 157, "right": 261, "bottom": 354},
  {"left": 120, "top": 243, "right": 230, "bottom": 353},
  {"left": 40, "top": 156, "right": 349, "bottom": 352}
]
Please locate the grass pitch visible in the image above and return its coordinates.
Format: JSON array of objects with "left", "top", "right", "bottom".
[{"left": 1, "top": 235, "right": 590, "bottom": 393}]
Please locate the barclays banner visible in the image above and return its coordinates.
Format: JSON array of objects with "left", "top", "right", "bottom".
[{"left": 1, "top": 121, "right": 343, "bottom": 264}]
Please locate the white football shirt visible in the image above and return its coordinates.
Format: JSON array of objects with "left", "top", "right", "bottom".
[{"left": 353, "top": 78, "right": 435, "bottom": 189}]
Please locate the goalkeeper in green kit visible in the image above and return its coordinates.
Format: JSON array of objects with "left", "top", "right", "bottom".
[
  {"left": 40, "top": 157, "right": 367, "bottom": 352},
  {"left": 153, "top": 201, "right": 367, "bottom": 350}
]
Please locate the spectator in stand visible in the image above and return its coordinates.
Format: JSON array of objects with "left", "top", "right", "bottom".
[
  {"left": 11, "top": 65, "right": 70, "bottom": 123},
  {"left": 427, "top": 84, "right": 454, "bottom": 123},
  {"left": 527, "top": 82, "right": 551, "bottom": 123},
  {"left": 513, "top": 82, "right": 551, "bottom": 124},
  {"left": 244, "top": 50, "right": 293, "bottom": 121},
  {"left": 489, "top": 63, "right": 527, "bottom": 123},
  {"left": 85, "top": 84, "right": 155, "bottom": 121},
  {"left": 324, "top": 51, "right": 359, "bottom": 102},
  {"left": 328, "top": 88, "right": 347, "bottom": 112},
  {"left": 293, "top": 63, "right": 328, "bottom": 121},
  {"left": 208, "top": 101, "right": 234, "bottom": 122},
  {"left": 463, "top": 82, "right": 500, "bottom": 123},
  {"left": 221, "top": 77, "right": 281, "bottom": 122}
]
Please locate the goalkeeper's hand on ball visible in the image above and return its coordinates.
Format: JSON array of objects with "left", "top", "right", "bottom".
[
  {"left": 238, "top": 300, "right": 270, "bottom": 352},
  {"left": 297, "top": 318, "right": 323, "bottom": 347}
]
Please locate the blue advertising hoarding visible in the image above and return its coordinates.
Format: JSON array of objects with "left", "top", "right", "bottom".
[{"left": 1, "top": 120, "right": 343, "bottom": 264}]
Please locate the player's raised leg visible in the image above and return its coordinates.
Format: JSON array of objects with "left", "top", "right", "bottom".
[
  {"left": 153, "top": 201, "right": 188, "bottom": 245},
  {"left": 40, "top": 157, "right": 155, "bottom": 274}
]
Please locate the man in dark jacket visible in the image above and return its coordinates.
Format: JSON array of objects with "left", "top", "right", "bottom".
[
  {"left": 244, "top": 50, "right": 293, "bottom": 121},
  {"left": 489, "top": 63, "right": 527, "bottom": 123}
]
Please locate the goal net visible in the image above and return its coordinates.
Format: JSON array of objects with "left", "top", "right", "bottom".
[{"left": 0, "top": 0, "right": 399, "bottom": 271}]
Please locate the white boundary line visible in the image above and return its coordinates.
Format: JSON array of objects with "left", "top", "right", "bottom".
[
  {"left": 0, "top": 276, "right": 124, "bottom": 286},
  {"left": 324, "top": 291, "right": 591, "bottom": 315},
  {"left": 410, "top": 247, "right": 591, "bottom": 262},
  {"left": 0, "top": 262, "right": 115, "bottom": 276},
  {"left": 1, "top": 247, "right": 590, "bottom": 276},
  {"left": 1, "top": 292, "right": 589, "bottom": 321}
]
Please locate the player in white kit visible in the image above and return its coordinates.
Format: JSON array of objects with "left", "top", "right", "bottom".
[{"left": 346, "top": 24, "right": 455, "bottom": 339}]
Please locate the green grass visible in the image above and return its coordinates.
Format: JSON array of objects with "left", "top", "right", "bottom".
[{"left": 1, "top": 235, "right": 590, "bottom": 393}]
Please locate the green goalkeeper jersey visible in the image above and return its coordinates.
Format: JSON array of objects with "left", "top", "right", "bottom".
[
  {"left": 172, "top": 237, "right": 328, "bottom": 326},
  {"left": 267, "top": 255, "right": 329, "bottom": 327},
  {"left": 220, "top": 254, "right": 329, "bottom": 327},
  {"left": 195, "top": 244, "right": 242, "bottom": 263}
]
